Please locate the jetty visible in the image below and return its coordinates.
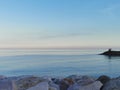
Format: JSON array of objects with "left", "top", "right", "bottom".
[{"left": 100, "top": 49, "right": 120, "bottom": 56}]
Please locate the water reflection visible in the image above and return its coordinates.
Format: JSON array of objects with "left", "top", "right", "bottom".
[{"left": 104, "top": 55, "right": 120, "bottom": 61}]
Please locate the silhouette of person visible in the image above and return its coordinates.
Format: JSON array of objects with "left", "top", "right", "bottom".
[{"left": 108, "top": 49, "right": 111, "bottom": 52}]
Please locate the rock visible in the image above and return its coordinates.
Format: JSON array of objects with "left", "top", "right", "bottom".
[
  {"left": 67, "top": 75, "right": 83, "bottom": 82},
  {"left": 68, "top": 81, "right": 102, "bottom": 90},
  {"left": 42, "top": 76, "right": 52, "bottom": 82},
  {"left": 49, "top": 87, "right": 57, "bottom": 90},
  {"left": 59, "top": 75, "right": 96, "bottom": 90},
  {"left": 60, "top": 77, "right": 74, "bottom": 90},
  {"left": 0, "top": 75, "right": 7, "bottom": 80},
  {"left": 49, "top": 82, "right": 59, "bottom": 90},
  {"left": 52, "top": 78, "right": 61, "bottom": 84},
  {"left": 97, "top": 75, "right": 111, "bottom": 85},
  {"left": 67, "top": 75, "right": 95, "bottom": 83},
  {"left": 16, "top": 76, "right": 45, "bottom": 90},
  {"left": 26, "top": 81, "right": 48, "bottom": 90},
  {"left": 59, "top": 77, "right": 75, "bottom": 90},
  {"left": 102, "top": 77, "right": 120, "bottom": 90},
  {"left": 60, "top": 80, "right": 69, "bottom": 90},
  {"left": 76, "top": 75, "right": 95, "bottom": 86},
  {"left": 68, "top": 75, "right": 102, "bottom": 90},
  {"left": 63, "top": 78, "right": 74, "bottom": 85},
  {"left": 0, "top": 80, "right": 17, "bottom": 90}
]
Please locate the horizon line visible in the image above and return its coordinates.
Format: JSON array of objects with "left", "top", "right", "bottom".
[{"left": 0, "top": 46, "right": 120, "bottom": 49}]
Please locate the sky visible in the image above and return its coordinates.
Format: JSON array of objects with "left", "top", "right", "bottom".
[{"left": 0, "top": 0, "right": 120, "bottom": 49}]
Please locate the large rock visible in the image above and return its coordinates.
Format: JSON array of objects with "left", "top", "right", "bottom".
[
  {"left": 97, "top": 75, "right": 111, "bottom": 90},
  {"left": 60, "top": 80, "right": 69, "bottom": 90},
  {"left": 102, "top": 77, "right": 120, "bottom": 90},
  {"left": 67, "top": 75, "right": 96, "bottom": 83},
  {"left": 16, "top": 76, "right": 45, "bottom": 90},
  {"left": 0, "top": 80, "right": 17, "bottom": 90},
  {"left": 49, "top": 87, "right": 58, "bottom": 90},
  {"left": 26, "top": 81, "right": 48, "bottom": 90},
  {"left": 0, "top": 75, "right": 6, "bottom": 80},
  {"left": 52, "top": 78, "right": 61, "bottom": 85},
  {"left": 97, "top": 75, "right": 111, "bottom": 85},
  {"left": 49, "top": 82, "right": 60, "bottom": 90},
  {"left": 60, "top": 78, "right": 74, "bottom": 90},
  {"left": 68, "top": 81, "right": 102, "bottom": 90},
  {"left": 76, "top": 75, "right": 95, "bottom": 85},
  {"left": 68, "top": 75, "right": 102, "bottom": 90}
]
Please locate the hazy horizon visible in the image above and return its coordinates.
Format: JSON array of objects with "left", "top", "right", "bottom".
[{"left": 0, "top": 0, "right": 120, "bottom": 48}]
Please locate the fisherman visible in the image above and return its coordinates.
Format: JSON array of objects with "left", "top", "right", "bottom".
[{"left": 108, "top": 48, "right": 112, "bottom": 52}]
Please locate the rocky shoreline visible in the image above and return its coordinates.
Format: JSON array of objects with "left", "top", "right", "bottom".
[{"left": 0, "top": 75, "right": 119, "bottom": 90}]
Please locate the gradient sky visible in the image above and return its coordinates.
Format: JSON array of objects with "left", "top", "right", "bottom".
[{"left": 0, "top": 0, "right": 120, "bottom": 48}]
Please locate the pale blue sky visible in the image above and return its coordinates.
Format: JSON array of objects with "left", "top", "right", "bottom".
[{"left": 0, "top": 0, "right": 120, "bottom": 48}]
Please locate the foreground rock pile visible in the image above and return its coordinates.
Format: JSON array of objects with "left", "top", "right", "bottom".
[{"left": 0, "top": 75, "right": 120, "bottom": 90}]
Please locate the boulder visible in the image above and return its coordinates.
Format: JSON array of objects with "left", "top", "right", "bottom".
[
  {"left": 97, "top": 75, "right": 111, "bottom": 85},
  {"left": 67, "top": 75, "right": 95, "bottom": 83},
  {"left": 68, "top": 75, "right": 102, "bottom": 90},
  {"left": 52, "top": 78, "right": 61, "bottom": 85},
  {"left": 59, "top": 77, "right": 75, "bottom": 90},
  {"left": 0, "top": 75, "right": 7, "bottom": 80},
  {"left": 49, "top": 87, "right": 58, "bottom": 90},
  {"left": 16, "top": 76, "right": 45, "bottom": 90},
  {"left": 76, "top": 75, "right": 95, "bottom": 86},
  {"left": 68, "top": 81, "right": 102, "bottom": 90},
  {"left": 97, "top": 75, "right": 111, "bottom": 90},
  {"left": 49, "top": 82, "right": 59, "bottom": 90},
  {"left": 0, "top": 80, "right": 17, "bottom": 90},
  {"left": 60, "top": 80, "right": 69, "bottom": 90},
  {"left": 26, "top": 81, "right": 48, "bottom": 90},
  {"left": 102, "top": 77, "right": 120, "bottom": 90}
]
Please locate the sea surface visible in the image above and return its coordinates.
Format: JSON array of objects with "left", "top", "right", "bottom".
[{"left": 0, "top": 48, "right": 120, "bottom": 77}]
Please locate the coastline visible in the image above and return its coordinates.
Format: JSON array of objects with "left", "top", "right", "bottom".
[{"left": 0, "top": 74, "right": 119, "bottom": 90}]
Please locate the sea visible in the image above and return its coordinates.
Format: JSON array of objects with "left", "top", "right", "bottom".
[{"left": 0, "top": 48, "right": 120, "bottom": 78}]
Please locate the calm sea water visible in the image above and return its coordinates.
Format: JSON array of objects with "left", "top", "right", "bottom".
[{"left": 0, "top": 49, "right": 120, "bottom": 77}]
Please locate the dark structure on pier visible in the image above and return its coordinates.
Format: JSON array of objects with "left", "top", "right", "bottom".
[{"left": 100, "top": 49, "right": 120, "bottom": 56}]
